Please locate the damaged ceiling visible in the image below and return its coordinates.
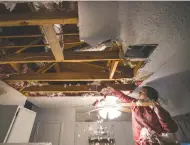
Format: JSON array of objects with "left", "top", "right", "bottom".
[
  {"left": 1, "top": 1, "right": 190, "bottom": 117},
  {"left": 0, "top": 1, "right": 151, "bottom": 110}
]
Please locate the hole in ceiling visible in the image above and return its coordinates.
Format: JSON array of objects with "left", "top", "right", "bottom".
[{"left": 125, "top": 44, "right": 158, "bottom": 58}]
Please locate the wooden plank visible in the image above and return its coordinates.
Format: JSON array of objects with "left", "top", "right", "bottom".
[
  {"left": 0, "top": 51, "right": 120, "bottom": 64},
  {"left": 54, "top": 63, "right": 61, "bottom": 73},
  {"left": 0, "top": 44, "right": 48, "bottom": 49},
  {"left": 42, "top": 24, "right": 64, "bottom": 61},
  {"left": 0, "top": 11, "right": 78, "bottom": 26},
  {"left": 0, "top": 33, "right": 79, "bottom": 39},
  {"left": 109, "top": 61, "right": 119, "bottom": 79},
  {"left": 64, "top": 41, "right": 84, "bottom": 49},
  {"left": 63, "top": 35, "right": 80, "bottom": 43},
  {"left": 36, "top": 63, "right": 56, "bottom": 73},
  {"left": 0, "top": 34, "right": 44, "bottom": 39},
  {"left": 22, "top": 84, "right": 136, "bottom": 93},
  {"left": 15, "top": 38, "right": 42, "bottom": 53},
  {"left": 133, "top": 61, "right": 144, "bottom": 77},
  {"left": 6, "top": 72, "right": 132, "bottom": 82},
  {"left": 10, "top": 63, "right": 21, "bottom": 72},
  {"left": 107, "top": 60, "right": 112, "bottom": 68},
  {"left": 0, "top": 51, "right": 144, "bottom": 64},
  {"left": 60, "top": 62, "right": 107, "bottom": 73},
  {"left": 11, "top": 39, "right": 43, "bottom": 73}
]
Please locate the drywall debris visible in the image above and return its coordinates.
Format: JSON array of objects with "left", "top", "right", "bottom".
[{"left": 3, "top": 2, "right": 17, "bottom": 12}]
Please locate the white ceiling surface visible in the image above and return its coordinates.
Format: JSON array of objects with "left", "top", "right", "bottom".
[
  {"left": 78, "top": 2, "right": 120, "bottom": 47},
  {"left": 27, "top": 96, "right": 103, "bottom": 109},
  {"left": 29, "top": 2, "right": 190, "bottom": 116},
  {"left": 78, "top": 2, "right": 190, "bottom": 73}
]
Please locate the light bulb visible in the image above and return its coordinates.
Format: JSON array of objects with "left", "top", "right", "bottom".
[
  {"left": 99, "top": 108, "right": 121, "bottom": 120},
  {"left": 105, "top": 96, "right": 118, "bottom": 105},
  {"left": 99, "top": 109, "right": 108, "bottom": 119},
  {"left": 108, "top": 108, "right": 121, "bottom": 120}
]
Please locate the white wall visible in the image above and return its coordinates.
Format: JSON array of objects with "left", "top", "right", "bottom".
[
  {"left": 76, "top": 111, "right": 131, "bottom": 122},
  {"left": 75, "top": 121, "right": 134, "bottom": 145},
  {"left": 0, "top": 81, "right": 26, "bottom": 106},
  {"left": 30, "top": 107, "right": 133, "bottom": 145},
  {"left": 31, "top": 108, "right": 76, "bottom": 145}
]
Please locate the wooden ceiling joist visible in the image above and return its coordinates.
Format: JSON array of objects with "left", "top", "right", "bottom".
[
  {"left": 0, "top": 44, "right": 48, "bottom": 49},
  {"left": 64, "top": 41, "right": 84, "bottom": 49},
  {"left": 6, "top": 72, "right": 132, "bottom": 82},
  {"left": 10, "top": 63, "right": 21, "bottom": 73},
  {"left": 0, "top": 42, "right": 83, "bottom": 50},
  {"left": 133, "top": 61, "right": 144, "bottom": 77},
  {"left": 0, "top": 51, "right": 146, "bottom": 64},
  {"left": 54, "top": 63, "right": 61, "bottom": 73},
  {"left": 36, "top": 63, "right": 56, "bottom": 73},
  {"left": 109, "top": 60, "right": 119, "bottom": 79},
  {"left": 0, "top": 34, "right": 44, "bottom": 39},
  {"left": 0, "top": 33, "right": 79, "bottom": 39},
  {"left": 0, "top": 51, "right": 120, "bottom": 64},
  {"left": 0, "top": 11, "right": 78, "bottom": 26},
  {"left": 60, "top": 62, "right": 107, "bottom": 73},
  {"left": 15, "top": 38, "right": 43, "bottom": 53},
  {"left": 42, "top": 24, "right": 64, "bottom": 61},
  {"left": 22, "top": 84, "right": 136, "bottom": 93},
  {"left": 62, "top": 33, "right": 79, "bottom": 36}
]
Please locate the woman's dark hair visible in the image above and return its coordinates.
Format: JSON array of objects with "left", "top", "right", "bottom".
[{"left": 142, "top": 86, "right": 158, "bottom": 101}]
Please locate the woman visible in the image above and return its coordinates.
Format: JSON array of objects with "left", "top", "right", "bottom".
[{"left": 101, "top": 86, "right": 178, "bottom": 145}]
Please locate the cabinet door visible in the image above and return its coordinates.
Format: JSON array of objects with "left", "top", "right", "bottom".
[
  {"left": 0, "top": 105, "right": 18, "bottom": 143},
  {"left": 33, "top": 122, "right": 63, "bottom": 145},
  {"left": 6, "top": 108, "right": 36, "bottom": 143}
]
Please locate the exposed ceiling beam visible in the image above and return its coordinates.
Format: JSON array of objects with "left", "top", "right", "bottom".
[
  {"left": 60, "top": 62, "right": 107, "bottom": 73},
  {"left": 15, "top": 38, "right": 42, "bottom": 53},
  {"left": 0, "top": 11, "right": 78, "bottom": 26},
  {"left": 133, "top": 61, "right": 144, "bottom": 77},
  {"left": 64, "top": 41, "right": 84, "bottom": 49},
  {"left": 0, "top": 44, "right": 48, "bottom": 49},
  {"left": 10, "top": 39, "right": 43, "bottom": 73},
  {"left": 22, "top": 84, "right": 136, "bottom": 93},
  {"left": 0, "top": 51, "right": 146, "bottom": 64},
  {"left": 6, "top": 72, "right": 132, "bottom": 82},
  {"left": 42, "top": 24, "right": 64, "bottom": 61},
  {"left": 0, "top": 34, "right": 44, "bottom": 39},
  {"left": 54, "top": 63, "right": 61, "bottom": 73},
  {"left": 0, "top": 33, "right": 79, "bottom": 39},
  {"left": 36, "top": 63, "right": 56, "bottom": 73},
  {"left": 0, "top": 42, "right": 83, "bottom": 49},
  {"left": 10, "top": 63, "right": 21, "bottom": 73},
  {"left": 106, "top": 60, "right": 112, "bottom": 68},
  {"left": 0, "top": 51, "right": 120, "bottom": 64},
  {"left": 109, "top": 60, "right": 119, "bottom": 79}
]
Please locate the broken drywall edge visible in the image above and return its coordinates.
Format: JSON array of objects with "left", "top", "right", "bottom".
[{"left": 2, "top": 2, "right": 17, "bottom": 12}]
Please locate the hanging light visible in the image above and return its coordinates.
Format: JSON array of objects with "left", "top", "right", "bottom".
[
  {"left": 97, "top": 96, "right": 121, "bottom": 120},
  {"left": 99, "top": 109, "right": 108, "bottom": 119},
  {"left": 108, "top": 108, "right": 121, "bottom": 120},
  {"left": 99, "top": 107, "right": 121, "bottom": 120}
]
